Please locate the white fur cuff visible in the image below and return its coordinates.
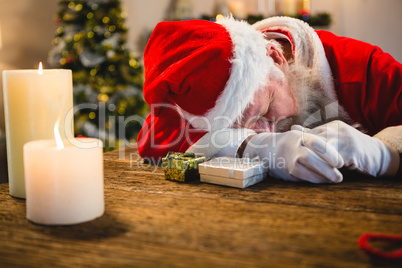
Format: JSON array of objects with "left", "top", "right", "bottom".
[
  {"left": 186, "top": 128, "right": 257, "bottom": 160},
  {"left": 374, "top": 126, "right": 402, "bottom": 153}
]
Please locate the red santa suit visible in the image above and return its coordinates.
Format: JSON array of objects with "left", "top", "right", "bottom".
[
  {"left": 137, "top": 16, "right": 402, "bottom": 164},
  {"left": 317, "top": 30, "right": 402, "bottom": 136}
]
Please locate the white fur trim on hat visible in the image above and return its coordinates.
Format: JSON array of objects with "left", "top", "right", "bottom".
[
  {"left": 186, "top": 128, "right": 257, "bottom": 160},
  {"left": 179, "top": 17, "right": 273, "bottom": 132},
  {"left": 253, "top": 16, "right": 337, "bottom": 105}
]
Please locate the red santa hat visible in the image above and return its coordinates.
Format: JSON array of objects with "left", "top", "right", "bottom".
[{"left": 143, "top": 17, "right": 274, "bottom": 131}]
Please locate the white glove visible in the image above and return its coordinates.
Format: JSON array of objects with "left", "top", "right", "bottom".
[
  {"left": 242, "top": 130, "right": 344, "bottom": 183},
  {"left": 292, "top": 120, "right": 400, "bottom": 177}
]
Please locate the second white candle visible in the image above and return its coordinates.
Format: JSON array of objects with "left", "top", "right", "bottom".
[{"left": 24, "top": 138, "right": 104, "bottom": 225}]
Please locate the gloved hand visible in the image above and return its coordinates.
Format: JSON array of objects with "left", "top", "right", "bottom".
[
  {"left": 292, "top": 120, "right": 400, "bottom": 177},
  {"left": 241, "top": 130, "right": 344, "bottom": 183}
]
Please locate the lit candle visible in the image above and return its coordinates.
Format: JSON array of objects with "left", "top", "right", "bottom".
[
  {"left": 24, "top": 137, "right": 104, "bottom": 225},
  {"left": 2, "top": 63, "right": 73, "bottom": 198}
]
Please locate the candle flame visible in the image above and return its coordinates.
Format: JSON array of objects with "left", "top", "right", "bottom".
[
  {"left": 38, "top": 62, "right": 43, "bottom": 75},
  {"left": 54, "top": 120, "right": 64, "bottom": 149}
]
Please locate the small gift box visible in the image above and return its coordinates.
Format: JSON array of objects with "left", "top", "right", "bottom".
[
  {"left": 198, "top": 157, "right": 268, "bottom": 188},
  {"left": 162, "top": 152, "right": 206, "bottom": 183}
]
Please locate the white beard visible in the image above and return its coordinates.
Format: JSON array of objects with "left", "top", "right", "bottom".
[{"left": 275, "top": 61, "right": 352, "bottom": 132}]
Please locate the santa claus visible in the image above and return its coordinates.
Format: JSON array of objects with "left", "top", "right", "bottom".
[{"left": 137, "top": 16, "right": 402, "bottom": 183}]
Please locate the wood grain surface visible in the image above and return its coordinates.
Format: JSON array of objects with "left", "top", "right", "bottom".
[{"left": 1, "top": 146, "right": 402, "bottom": 267}]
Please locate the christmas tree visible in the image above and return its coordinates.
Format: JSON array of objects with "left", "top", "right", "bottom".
[{"left": 48, "top": 0, "right": 148, "bottom": 151}]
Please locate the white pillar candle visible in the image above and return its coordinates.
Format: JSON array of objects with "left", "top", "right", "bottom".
[
  {"left": 2, "top": 67, "right": 73, "bottom": 198},
  {"left": 24, "top": 138, "right": 104, "bottom": 225}
]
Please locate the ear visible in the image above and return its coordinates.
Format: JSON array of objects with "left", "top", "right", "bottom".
[{"left": 267, "top": 45, "right": 287, "bottom": 67}]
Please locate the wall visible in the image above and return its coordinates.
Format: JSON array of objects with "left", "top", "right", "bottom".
[
  {"left": 122, "top": 0, "right": 402, "bottom": 62},
  {"left": 311, "top": 0, "right": 402, "bottom": 63},
  {"left": 0, "top": 0, "right": 58, "bottom": 69},
  {"left": 122, "top": 0, "right": 262, "bottom": 53}
]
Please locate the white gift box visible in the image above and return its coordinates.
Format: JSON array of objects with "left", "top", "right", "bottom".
[{"left": 198, "top": 157, "right": 268, "bottom": 188}]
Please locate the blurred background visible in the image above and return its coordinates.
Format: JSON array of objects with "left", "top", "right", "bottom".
[{"left": 0, "top": 0, "right": 401, "bottom": 183}]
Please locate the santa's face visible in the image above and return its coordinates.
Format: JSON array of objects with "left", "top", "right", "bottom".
[
  {"left": 234, "top": 42, "right": 298, "bottom": 132},
  {"left": 236, "top": 77, "right": 298, "bottom": 133}
]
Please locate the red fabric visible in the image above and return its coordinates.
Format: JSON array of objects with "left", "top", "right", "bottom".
[
  {"left": 358, "top": 233, "right": 402, "bottom": 259},
  {"left": 143, "top": 20, "right": 232, "bottom": 117},
  {"left": 316, "top": 30, "right": 402, "bottom": 135}
]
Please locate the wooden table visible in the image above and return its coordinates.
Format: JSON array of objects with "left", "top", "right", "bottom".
[{"left": 1, "top": 147, "right": 402, "bottom": 267}]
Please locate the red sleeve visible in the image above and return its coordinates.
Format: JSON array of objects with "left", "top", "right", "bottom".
[
  {"left": 137, "top": 106, "right": 206, "bottom": 162},
  {"left": 316, "top": 30, "right": 402, "bottom": 135}
]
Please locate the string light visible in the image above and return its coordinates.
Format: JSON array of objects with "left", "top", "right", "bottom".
[
  {"left": 102, "top": 17, "right": 110, "bottom": 24},
  {"left": 73, "top": 33, "right": 81, "bottom": 41},
  {"left": 98, "top": 93, "right": 109, "bottom": 102},
  {"left": 52, "top": 37, "right": 60, "bottom": 46},
  {"left": 129, "top": 59, "right": 138, "bottom": 68},
  {"left": 56, "top": 27, "right": 64, "bottom": 34},
  {"left": 109, "top": 104, "right": 116, "bottom": 112},
  {"left": 89, "top": 112, "right": 96, "bottom": 119},
  {"left": 216, "top": 14, "right": 224, "bottom": 21}
]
